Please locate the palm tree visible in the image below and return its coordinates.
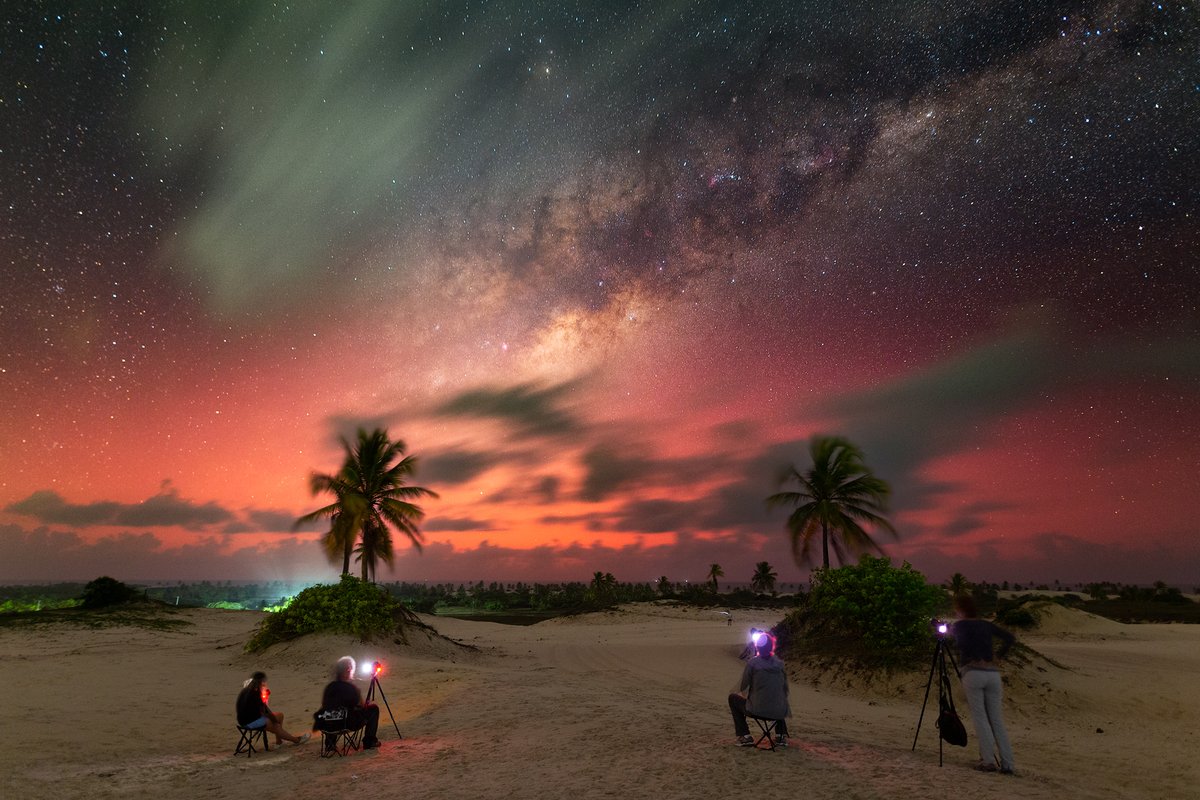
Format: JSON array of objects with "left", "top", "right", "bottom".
[
  {"left": 296, "top": 427, "right": 438, "bottom": 581},
  {"left": 751, "top": 561, "right": 778, "bottom": 595},
  {"left": 589, "top": 571, "right": 617, "bottom": 605},
  {"left": 766, "top": 435, "right": 896, "bottom": 569},
  {"left": 707, "top": 563, "right": 724, "bottom": 592},
  {"left": 947, "top": 572, "right": 971, "bottom": 597}
]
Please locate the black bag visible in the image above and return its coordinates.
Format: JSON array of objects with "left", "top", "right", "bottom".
[
  {"left": 937, "top": 708, "right": 968, "bottom": 746},
  {"left": 936, "top": 670, "right": 968, "bottom": 747}
]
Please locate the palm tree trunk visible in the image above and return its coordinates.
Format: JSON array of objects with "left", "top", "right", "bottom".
[{"left": 821, "top": 522, "right": 830, "bottom": 568}]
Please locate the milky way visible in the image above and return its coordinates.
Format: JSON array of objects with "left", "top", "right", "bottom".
[{"left": 2, "top": 1, "right": 1197, "bottom": 586}]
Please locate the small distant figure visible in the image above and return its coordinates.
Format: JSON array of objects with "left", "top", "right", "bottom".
[
  {"left": 728, "top": 632, "right": 791, "bottom": 747},
  {"left": 727, "top": 610, "right": 733, "bottom": 626},
  {"left": 236, "top": 671, "right": 311, "bottom": 746},
  {"left": 950, "top": 594, "right": 1016, "bottom": 774},
  {"left": 319, "top": 656, "right": 382, "bottom": 750}
]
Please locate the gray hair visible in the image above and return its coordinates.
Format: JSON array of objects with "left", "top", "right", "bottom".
[{"left": 335, "top": 656, "right": 356, "bottom": 680}]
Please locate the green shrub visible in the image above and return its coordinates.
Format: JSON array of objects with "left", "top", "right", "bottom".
[
  {"left": 777, "top": 556, "right": 943, "bottom": 666},
  {"left": 80, "top": 576, "right": 142, "bottom": 609},
  {"left": 997, "top": 606, "right": 1037, "bottom": 628},
  {"left": 245, "top": 576, "right": 414, "bottom": 653}
]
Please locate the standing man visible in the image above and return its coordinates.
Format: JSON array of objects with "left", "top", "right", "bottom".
[
  {"left": 951, "top": 594, "right": 1016, "bottom": 774},
  {"left": 321, "top": 656, "right": 382, "bottom": 749},
  {"left": 728, "top": 632, "right": 791, "bottom": 747}
]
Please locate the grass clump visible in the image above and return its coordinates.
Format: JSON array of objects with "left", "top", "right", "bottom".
[
  {"left": 776, "top": 555, "right": 943, "bottom": 668},
  {"left": 245, "top": 575, "right": 418, "bottom": 653}
]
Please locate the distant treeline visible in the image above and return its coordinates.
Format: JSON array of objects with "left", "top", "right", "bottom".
[
  {"left": 382, "top": 578, "right": 798, "bottom": 615},
  {"left": 2, "top": 577, "right": 1195, "bottom": 621},
  {"left": 0, "top": 577, "right": 799, "bottom": 614}
]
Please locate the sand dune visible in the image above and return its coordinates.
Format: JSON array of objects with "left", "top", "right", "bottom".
[{"left": 1, "top": 603, "right": 1196, "bottom": 800}]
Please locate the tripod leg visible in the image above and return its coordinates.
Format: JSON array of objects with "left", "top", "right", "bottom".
[
  {"left": 372, "top": 678, "right": 403, "bottom": 739},
  {"left": 937, "top": 646, "right": 947, "bottom": 767},
  {"left": 911, "top": 641, "right": 941, "bottom": 751}
]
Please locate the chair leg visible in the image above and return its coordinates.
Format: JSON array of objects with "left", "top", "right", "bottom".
[
  {"left": 236, "top": 726, "right": 267, "bottom": 757},
  {"left": 320, "top": 728, "right": 364, "bottom": 757},
  {"left": 751, "top": 718, "right": 778, "bottom": 751}
]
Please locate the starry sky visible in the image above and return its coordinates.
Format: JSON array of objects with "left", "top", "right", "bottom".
[{"left": 2, "top": 1, "right": 1197, "bottom": 588}]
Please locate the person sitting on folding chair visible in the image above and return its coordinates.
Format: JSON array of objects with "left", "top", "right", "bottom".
[
  {"left": 320, "top": 656, "right": 382, "bottom": 750},
  {"left": 236, "top": 671, "right": 311, "bottom": 746},
  {"left": 728, "top": 632, "right": 791, "bottom": 747}
]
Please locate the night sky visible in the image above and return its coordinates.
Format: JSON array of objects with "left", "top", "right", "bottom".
[{"left": 2, "top": 1, "right": 1197, "bottom": 587}]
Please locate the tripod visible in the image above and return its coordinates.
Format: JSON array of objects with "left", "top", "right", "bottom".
[
  {"left": 911, "top": 634, "right": 961, "bottom": 766},
  {"left": 365, "top": 668, "right": 403, "bottom": 739}
]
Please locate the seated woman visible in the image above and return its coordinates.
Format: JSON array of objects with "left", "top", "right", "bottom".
[{"left": 236, "top": 671, "right": 311, "bottom": 746}]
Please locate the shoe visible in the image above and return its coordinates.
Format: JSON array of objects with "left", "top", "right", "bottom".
[
  {"left": 363, "top": 739, "right": 382, "bottom": 749},
  {"left": 736, "top": 735, "right": 756, "bottom": 747},
  {"left": 294, "top": 732, "right": 311, "bottom": 746},
  {"left": 1000, "top": 767, "right": 1015, "bottom": 775},
  {"left": 974, "top": 763, "right": 998, "bottom": 773},
  {"left": 774, "top": 736, "right": 788, "bottom": 748}
]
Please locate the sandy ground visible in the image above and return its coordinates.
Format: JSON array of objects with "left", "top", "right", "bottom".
[{"left": 1, "top": 603, "right": 1196, "bottom": 800}]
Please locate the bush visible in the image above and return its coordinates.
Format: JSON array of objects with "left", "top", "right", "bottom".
[
  {"left": 777, "top": 556, "right": 943, "bottom": 666},
  {"left": 245, "top": 576, "right": 415, "bottom": 653},
  {"left": 80, "top": 576, "right": 142, "bottom": 609},
  {"left": 997, "top": 606, "right": 1037, "bottom": 628}
]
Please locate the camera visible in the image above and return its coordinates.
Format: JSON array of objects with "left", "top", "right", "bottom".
[{"left": 931, "top": 618, "right": 950, "bottom": 638}]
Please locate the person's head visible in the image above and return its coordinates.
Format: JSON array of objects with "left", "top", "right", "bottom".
[
  {"left": 953, "top": 593, "right": 978, "bottom": 619},
  {"left": 244, "top": 670, "right": 267, "bottom": 690},
  {"left": 755, "top": 632, "right": 775, "bottom": 658},
  {"left": 335, "top": 656, "right": 356, "bottom": 681}
]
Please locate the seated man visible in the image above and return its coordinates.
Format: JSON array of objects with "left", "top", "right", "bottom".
[
  {"left": 318, "top": 656, "right": 382, "bottom": 750},
  {"left": 728, "top": 632, "right": 791, "bottom": 747},
  {"left": 236, "top": 670, "right": 310, "bottom": 746}
]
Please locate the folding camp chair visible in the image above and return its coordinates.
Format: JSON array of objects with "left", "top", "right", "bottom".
[
  {"left": 747, "top": 713, "right": 785, "bottom": 751},
  {"left": 235, "top": 724, "right": 269, "bottom": 757},
  {"left": 314, "top": 707, "right": 363, "bottom": 757}
]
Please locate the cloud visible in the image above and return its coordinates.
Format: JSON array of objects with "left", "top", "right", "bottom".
[
  {"left": 6, "top": 487, "right": 234, "bottom": 531},
  {"left": 896, "top": 529, "right": 1200, "bottom": 587},
  {"left": 0, "top": 524, "right": 328, "bottom": 584},
  {"left": 605, "top": 498, "right": 692, "bottom": 534},
  {"left": 247, "top": 509, "right": 315, "bottom": 532},
  {"left": 436, "top": 382, "right": 584, "bottom": 439},
  {"left": 817, "top": 315, "right": 1200, "bottom": 521},
  {"left": 578, "top": 446, "right": 655, "bottom": 502},
  {"left": 5, "top": 491, "right": 120, "bottom": 526},
  {"left": 418, "top": 449, "right": 500, "bottom": 487},
  {"left": 424, "top": 517, "right": 495, "bottom": 533},
  {"left": 4, "top": 487, "right": 316, "bottom": 536}
]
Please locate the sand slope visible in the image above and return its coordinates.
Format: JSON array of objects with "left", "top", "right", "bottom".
[{"left": 1, "top": 604, "right": 1196, "bottom": 800}]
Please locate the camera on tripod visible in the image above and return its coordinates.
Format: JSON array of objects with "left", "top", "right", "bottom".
[{"left": 913, "top": 618, "right": 965, "bottom": 764}]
